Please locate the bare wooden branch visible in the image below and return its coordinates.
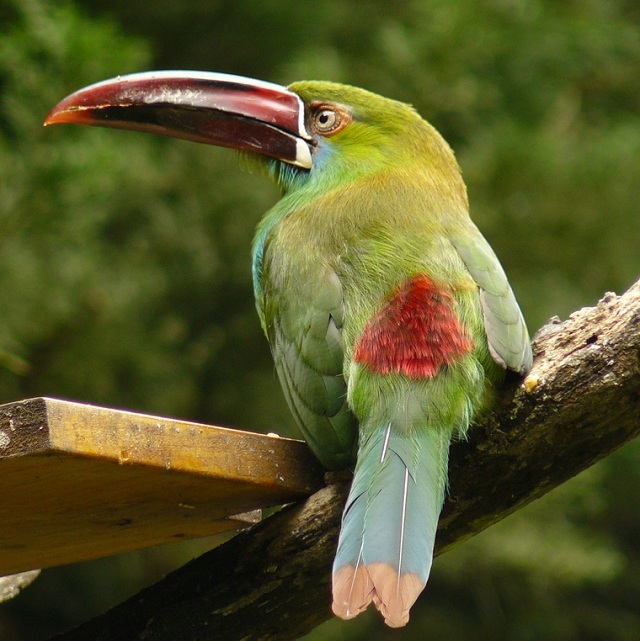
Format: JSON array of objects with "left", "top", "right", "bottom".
[
  {"left": 51, "top": 281, "right": 640, "bottom": 641},
  {"left": 0, "top": 570, "right": 41, "bottom": 604}
]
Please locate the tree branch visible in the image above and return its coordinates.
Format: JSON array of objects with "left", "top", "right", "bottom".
[{"left": 51, "top": 281, "right": 640, "bottom": 641}]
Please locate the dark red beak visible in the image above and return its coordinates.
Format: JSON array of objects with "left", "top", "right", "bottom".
[{"left": 45, "top": 71, "right": 313, "bottom": 169}]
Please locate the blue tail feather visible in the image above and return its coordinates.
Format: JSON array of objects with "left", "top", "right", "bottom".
[{"left": 332, "top": 422, "right": 449, "bottom": 626}]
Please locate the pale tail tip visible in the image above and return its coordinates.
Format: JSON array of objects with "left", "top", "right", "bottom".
[
  {"left": 332, "top": 563, "right": 425, "bottom": 628},
  {"left": 332, "top": 564, "right": 374, "bottom": 620},
  {"left": 368, "top": 564, "right": 424, "bottom": 628}
]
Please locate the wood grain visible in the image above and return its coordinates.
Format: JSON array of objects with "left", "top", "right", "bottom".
[{"left": 0, "top": 398, "right": 323, "bottom": 574}]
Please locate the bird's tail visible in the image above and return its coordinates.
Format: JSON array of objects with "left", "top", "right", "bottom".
[{"left": 331, "top": 422, "right": 449, "bottom": 627}]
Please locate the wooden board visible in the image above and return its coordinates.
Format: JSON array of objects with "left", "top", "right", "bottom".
[{"left": 0, "top": 398, "right": 323, "bottom": 574}]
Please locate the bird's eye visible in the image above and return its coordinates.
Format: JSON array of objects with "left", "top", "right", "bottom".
[
  {"left": 309, "top": 103, "right": 349, "bottom": 136},
  {"left": 314, "top": 109, "right": 339, "bottom": 132}
]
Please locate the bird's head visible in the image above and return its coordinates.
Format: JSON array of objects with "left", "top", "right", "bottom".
[{"left": 45, "top": 71, "right": 455, "bottom": 194}]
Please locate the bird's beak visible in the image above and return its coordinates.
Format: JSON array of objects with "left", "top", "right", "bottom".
[{"left": 44, "top": 71, "right": 313, "bottom": 169}]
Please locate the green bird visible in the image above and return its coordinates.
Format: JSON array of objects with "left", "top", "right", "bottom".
[{"left": 46, "top": 71, "right": 532, "bottom": 627}]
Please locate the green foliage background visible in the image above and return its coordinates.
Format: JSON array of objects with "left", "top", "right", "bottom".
[{"left": 1, "top": 0, "right": 639, "bottom": 639}]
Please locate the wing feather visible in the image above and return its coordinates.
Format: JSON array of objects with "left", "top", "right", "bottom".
[
  {"left": 451, "top": 223, "right": 532, "bottom": 374},
  {"left": 269, "top": 268, "right": 356, "bottom": 469}
]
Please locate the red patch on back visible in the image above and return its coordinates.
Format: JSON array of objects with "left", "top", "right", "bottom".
[{"left": 353, "top": 275, "right": 472, "bottom": 379}]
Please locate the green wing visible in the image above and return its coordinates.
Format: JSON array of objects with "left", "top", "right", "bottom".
[
  {"left": 451, "top": 222, "right": 532, "bottom": 374},
  {"left": 267, "top": 269, "right": 357, "bottom": 470}
]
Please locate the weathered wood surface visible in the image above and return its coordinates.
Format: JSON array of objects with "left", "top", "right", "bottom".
[
  {"left": 0, "top": 398, "right": 323, "bottom": 574},
  {"left": 0, "top": 570, "right": 40, "bottom": 603},
  {"left": 49, "top": 280, "right": 640, "bottom": 641}
]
